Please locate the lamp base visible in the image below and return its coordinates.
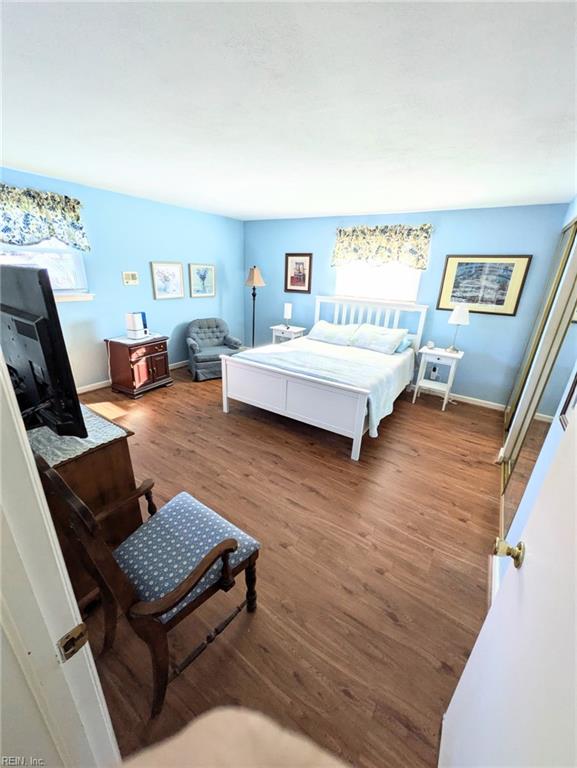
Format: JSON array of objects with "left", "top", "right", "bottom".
[{"left": 445, "top": 344, "right": 460, "bottom": 353}]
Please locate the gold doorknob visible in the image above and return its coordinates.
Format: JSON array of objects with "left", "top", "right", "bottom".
[{"left": 494, "top": 537, "right": 526, "bottom": 569}]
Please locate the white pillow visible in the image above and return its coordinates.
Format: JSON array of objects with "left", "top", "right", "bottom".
[
  {"left": 307, "top": 320, "right": 359, "bottom": 346},
  {"left": 350, "top": 324, "right": 409, "bottom": 355}
]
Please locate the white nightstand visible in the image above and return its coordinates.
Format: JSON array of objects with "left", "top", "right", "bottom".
[
  {"left": 270, "top": 324, "right": 306, "bottom": 344},
  {"left": 412, "top": 346, "right": 464, "bottom": 411}
]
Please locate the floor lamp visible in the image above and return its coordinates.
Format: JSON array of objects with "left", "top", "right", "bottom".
[{"left": 245, "top": 266, "right": 266, "bottom": 347}]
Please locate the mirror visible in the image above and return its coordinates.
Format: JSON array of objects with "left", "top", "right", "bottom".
[
  {"left": 502, "top": 323, "right": 577, "bottom": 534},
  {"left": 504, "top": 223, "right": 576, "bottom": 430}
]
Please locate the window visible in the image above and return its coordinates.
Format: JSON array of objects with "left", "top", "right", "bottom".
[
  {"left": 335, "top": 260, "right": 421, "bottom": 302},
  {"left": 0, "top": 238, "right": 89, "bottom": 296}
]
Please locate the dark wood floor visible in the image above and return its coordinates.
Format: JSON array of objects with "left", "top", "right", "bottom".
[{"left": 82, "top": 370, "right": 502, "bottom": 767}]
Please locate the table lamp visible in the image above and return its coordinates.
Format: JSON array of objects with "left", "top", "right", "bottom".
[
  {"left": 245, "top": 266, "right": 266, "bottom": 347},
  {"left": 447, "top": 304, "right": 469, "bottom": 352},
  {"left": 283, "top": 302, "right": 292, "bottom": 328}
]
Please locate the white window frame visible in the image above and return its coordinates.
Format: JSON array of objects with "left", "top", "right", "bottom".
[
  {"left": 335, "top": 260, "right": 422, "bottom": 303},
  {"left": 0, "top": 239, "right": 93, "bottom": 302}
]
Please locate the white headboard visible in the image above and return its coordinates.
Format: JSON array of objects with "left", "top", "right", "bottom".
[{"left": 314, "top": 295, "right": 428, "bottom": 351}]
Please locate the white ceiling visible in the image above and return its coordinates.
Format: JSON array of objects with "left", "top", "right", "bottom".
[{"left": 2, "top": 2, "right": 576, "bottom": 220}]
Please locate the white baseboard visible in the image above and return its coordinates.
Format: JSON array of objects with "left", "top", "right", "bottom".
[
  {"left": 76, "top": 360, "right": 189, "bottom": 394},
  {"left": 411, "top": 386, "right": 555, "bottom": 421},
  {"left": 449, "top": 392, "right": 505, "bottom": 411}
]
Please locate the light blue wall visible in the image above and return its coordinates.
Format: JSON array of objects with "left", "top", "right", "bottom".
[
  {"left": 1, "top": 168, "right": 245, "bottom": 388},
  {"left": 563, "top": 194, "right": 577, "bottom": 226},
  {"left": 244, "top": 204, "right": 567, "bottom": 406}
]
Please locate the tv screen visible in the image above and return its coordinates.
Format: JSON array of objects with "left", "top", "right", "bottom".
[{"left": 0, "top": 264, "right": 87, "bottom": 437}]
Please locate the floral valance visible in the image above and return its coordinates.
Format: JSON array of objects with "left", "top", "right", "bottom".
[
  {"left": 331, "top": 223, "right": 432, "bottom": 270},
  {"left": 0, "top": 183, "right": 91, "bottom": 251}
]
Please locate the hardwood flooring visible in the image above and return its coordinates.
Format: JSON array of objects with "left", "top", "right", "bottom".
[{"left": 82, "top": 370, "right": 502, "bottom": 767}]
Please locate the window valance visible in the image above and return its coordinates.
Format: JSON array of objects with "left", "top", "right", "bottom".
[
  {"left": 0, "top": 183, "right": 91, "bottom": 251},
  {"left": 331, "top": 223, "right": 432, "bottom": 270}
]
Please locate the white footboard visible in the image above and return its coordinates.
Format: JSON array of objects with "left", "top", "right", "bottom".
[{"left": 221, "top": 355, "right": 369, "bottom": 460}]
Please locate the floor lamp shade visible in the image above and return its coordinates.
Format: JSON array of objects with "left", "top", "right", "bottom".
[{"left": 245, "top": 266, "right": 266, "bottom": 347}]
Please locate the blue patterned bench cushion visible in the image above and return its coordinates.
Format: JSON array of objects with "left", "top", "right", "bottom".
[{"left": 113, "top": 492, "right": 260, "bottom": 624}]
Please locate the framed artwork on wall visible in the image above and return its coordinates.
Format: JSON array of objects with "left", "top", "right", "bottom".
[
  {"left": 122, "top": 271, "right": 139, "bottom": 286},
  {"left": 437, "top": 255, "right": 532, "bottom": 316},
  {"left": 285, "top": 253, "right": 312, "bottom": 293},
  {"left": 189, "top": 264, "right": 216, "bottom": 297},
  {"left": 150, "top": 261, "right": 184, "bottom": 300}
]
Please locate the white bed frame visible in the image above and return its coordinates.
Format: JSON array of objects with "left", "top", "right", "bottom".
[{"left": 221, "top": 296, "right": 428, "bottom": 460}]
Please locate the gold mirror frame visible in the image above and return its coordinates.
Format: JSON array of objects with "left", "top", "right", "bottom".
[
  {"left": 503, "top": 222, "right": 577, "bottom": 433},
  {"left": 499, "top": 218, "right": 577, "bottom": 533}
]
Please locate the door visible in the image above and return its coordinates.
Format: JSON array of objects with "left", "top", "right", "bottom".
[
  {"left": 0, "top": 349, "right": 120, "bottom": 767},
  {"left": 132, "top": 356, "right": 153, "bottom": 389},
  {"left": 149, "top": 352, "right": 169, "bottom": 381},
  {"left": 438, "top": 367, "right": 577, "bottom": 767}
]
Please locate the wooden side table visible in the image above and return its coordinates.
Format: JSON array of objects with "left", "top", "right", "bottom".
[
  {"left": 105, "top": 334, "right": 173, "bottom": 398},
  {"left": 413, "top": 346, "right": 464, "bottom": 411},
  {"left": 270, "top": 324, "right": 306, "bottom": 344}
]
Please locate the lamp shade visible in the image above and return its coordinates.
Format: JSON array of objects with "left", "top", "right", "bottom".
[
  {"left": 245, "top": 265, "right": 266, "bottom": 288},
  {"left": 283, "top": 302, "right": 292, "bottom": 321},
  {"left": 448, "top": 304, "right": 470, "bottom": 326}
]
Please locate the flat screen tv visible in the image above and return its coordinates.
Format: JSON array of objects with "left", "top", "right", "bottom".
[{"left": 0, "top": 264, "right": 87, "bottom": 437}]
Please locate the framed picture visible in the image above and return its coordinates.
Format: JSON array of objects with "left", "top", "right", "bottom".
[
  {"left": 437, "top": 255, "right": 532, "bottom": 315},
  {"left": 122, "top": 271, "right": 139, "bottom": 286},
  {"left": 189, "top": 264, "right": 216, "bottom": 297},
  {"left": 150, "top": 261, "right": 184, "bottom": 300},
  {"left": 285, "top": 253, "right": 312, "bottom": 294}
]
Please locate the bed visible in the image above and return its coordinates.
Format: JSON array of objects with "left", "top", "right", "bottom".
[{"left": 221, "top": 296, "right": 428, "bottom": 460}]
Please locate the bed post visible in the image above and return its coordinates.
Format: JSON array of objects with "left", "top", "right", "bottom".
[
  {"left": 350, "top": 394, "right": 368, "bottom": 461},
  {"left": 221, "top": 356, "right": 229, "bottom": 413}
]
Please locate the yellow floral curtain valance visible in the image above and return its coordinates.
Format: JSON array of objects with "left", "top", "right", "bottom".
[
  {"left": 0, "top": 183, "right": 91, "bottom": 251},
  {"left": 331, "top": 223, "right": 432, "bottom": 270}
]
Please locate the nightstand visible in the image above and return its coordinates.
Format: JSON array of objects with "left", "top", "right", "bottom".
[
  {"left": 412, "top": 346, "right": 464, "bottom": 411},
  {"left": 270, "top": 324, "right": 306, "bottom": 344}
]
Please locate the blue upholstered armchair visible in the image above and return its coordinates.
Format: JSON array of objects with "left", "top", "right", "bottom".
[{"left": 186, "top": 318, "right": 245, "bottom": 381}]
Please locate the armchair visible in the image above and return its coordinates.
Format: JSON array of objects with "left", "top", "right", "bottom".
[
  {"left": 186, "top": 318, "right": 245, "bottom": 381},
  {"left": 35, "top": 455, "right": 259, "bottom": 719}
]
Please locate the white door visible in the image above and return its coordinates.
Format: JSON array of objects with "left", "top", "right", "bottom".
[
  {"left": 438, "top": 372, "right": 577, "bottom": 767},
  {"left": 0, "top": 350, "right": 120, "bottom": 767}
]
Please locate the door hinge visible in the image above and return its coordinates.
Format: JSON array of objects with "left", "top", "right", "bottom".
[{"left": 57, "top": 622, "right": 88, "bottom": 662}]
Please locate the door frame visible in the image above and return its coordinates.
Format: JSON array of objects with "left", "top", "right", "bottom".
[{"left": 0, "top": 348, "right": 120, "bottom": 767}]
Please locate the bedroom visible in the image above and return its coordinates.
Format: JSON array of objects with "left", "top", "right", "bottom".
[{"left": 1, "top": 2, "right": 576, "bottom": 768}]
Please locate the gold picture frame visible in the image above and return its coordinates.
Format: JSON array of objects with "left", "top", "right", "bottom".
[{"left": 437, "top": 255, "right": 532, "bottom": 316}]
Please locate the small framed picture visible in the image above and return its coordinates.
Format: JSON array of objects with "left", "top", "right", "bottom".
[
  {"left": 189, "top": 264, "right": 216, "bottom": 297},
  {"left": 150, "top": 261, "right": 184, "bottom": 300},
  {"left": 285, "top": 253, "right": 312, "bottom": 294},
  {"left": 122, "top": 271, "right": 139, "bottom": 286},
  {"left": 437, "top": 255, "right": 532, "bottom": 316}
]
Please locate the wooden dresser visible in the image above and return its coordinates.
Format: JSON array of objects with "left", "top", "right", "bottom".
[
  {"left": 105, "top": 335, "right": 173, "bottom": 398},
  {"left": 29, "top": 405, "right": 143, "bottom": 609}
]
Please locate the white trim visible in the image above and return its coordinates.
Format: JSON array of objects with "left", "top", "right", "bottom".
[
  {"left": 0, "top": 348, "right": 120, "bottom": 767},
  {"left": 55, "top": 293, "right": 95, "bottom": 303},
  {"left": 409, "top": 385, "right": 556, "bottom": 421},
  {"left": 75, "top": 359, "right": 188, "bottom": 394},
  {"left": 76, "top": 378, "right": 111, "bottom": 394}
]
